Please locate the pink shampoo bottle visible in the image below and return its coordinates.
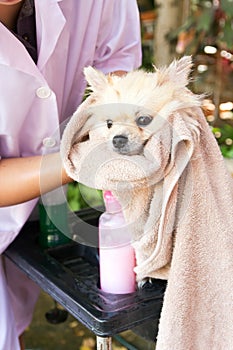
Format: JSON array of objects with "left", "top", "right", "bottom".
[{"left": 99, "top": 191, "right": 136, "bottom": 294}]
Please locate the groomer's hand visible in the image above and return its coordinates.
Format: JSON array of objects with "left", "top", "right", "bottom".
[{"left": 0, "top": 152, "right": 72, "bottom": 207}]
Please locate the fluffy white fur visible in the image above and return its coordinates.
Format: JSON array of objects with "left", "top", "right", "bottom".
[{"left": 77, "top": 56, "right": 201, "bottom": 156}]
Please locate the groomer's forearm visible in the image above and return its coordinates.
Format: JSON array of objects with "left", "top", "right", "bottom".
[{"left": 0, "top": 153, "right": 72, "bottom": 207}]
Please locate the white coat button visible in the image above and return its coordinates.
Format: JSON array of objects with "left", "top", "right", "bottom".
[
  {"left": 36, "top": 86, "right": 51, "bottom": 99},
  {"left": 43, "top": 137, "right": 56, "bottom": 148}
]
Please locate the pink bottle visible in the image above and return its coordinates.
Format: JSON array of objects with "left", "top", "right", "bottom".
[{"left": 99, "top": 191, "right": 136, "bottom": 294}]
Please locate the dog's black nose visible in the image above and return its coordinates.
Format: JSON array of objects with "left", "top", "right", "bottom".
[{"left": 112, "top": 135, "right": 128, "bottom": 149}]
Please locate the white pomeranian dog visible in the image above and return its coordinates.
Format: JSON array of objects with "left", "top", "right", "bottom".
[{"left": 75, "top": 56, "right": 201, "bottom": 158}]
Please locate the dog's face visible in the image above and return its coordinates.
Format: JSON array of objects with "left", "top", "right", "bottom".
[
  {"left": 82, "top": 102, "right": 155, "bottom": 155},
  {"left": 80, "top": 56, "right": 198, "bottom": 155}
]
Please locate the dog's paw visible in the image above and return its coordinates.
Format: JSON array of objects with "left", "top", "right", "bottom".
[
  {"left": 137, "top": 277, "right": 168, "bottom": 291},
  {"left": 137, "top": 277, "right": 154, "bottom": 290}
]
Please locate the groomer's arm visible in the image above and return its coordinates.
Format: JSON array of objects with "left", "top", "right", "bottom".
[
  {"left": 0, "top": 153, "right": 72, "bottom": 207},
  {"left": 0, "top": 71, "right": 127, "bottom": 208}
]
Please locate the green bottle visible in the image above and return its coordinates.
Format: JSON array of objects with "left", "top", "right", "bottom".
[{"left": 39, "top": 186, "right": 71, "bottom": 249}]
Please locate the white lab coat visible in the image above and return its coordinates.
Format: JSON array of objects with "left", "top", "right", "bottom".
[{"left": 0, "top": 1, "right": 141, "bottom": 348}]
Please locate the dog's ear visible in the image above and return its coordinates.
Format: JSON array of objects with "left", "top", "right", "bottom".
[
  {"left": 155, "top": 56, "right": 193, "bottom": 87},
  {"left": 168, "top": 56, "right": 193, "bottom": 86},
  {"left": 83, "top": 66, "right": 109, "bottom": 92}
]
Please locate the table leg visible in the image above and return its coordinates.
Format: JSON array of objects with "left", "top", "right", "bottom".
[{"left": 96, "top": 336, "right": 112, "bottom": 350}]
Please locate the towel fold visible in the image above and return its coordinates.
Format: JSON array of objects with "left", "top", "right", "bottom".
[{"left": 61, "top": 57, "right": 233, "bottom": 350}]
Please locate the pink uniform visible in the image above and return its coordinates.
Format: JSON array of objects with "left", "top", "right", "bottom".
[{"left": 0, "top": 1, "right": 141, "bottom": 348}]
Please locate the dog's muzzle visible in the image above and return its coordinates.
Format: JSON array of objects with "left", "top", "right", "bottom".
[{"left": 112, "top": 135, "right": 128, "bottom": 150}]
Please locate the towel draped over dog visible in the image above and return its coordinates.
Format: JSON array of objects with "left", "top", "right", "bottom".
[{"left": 61, "top": 62, "right": 233, "bottom": 350}]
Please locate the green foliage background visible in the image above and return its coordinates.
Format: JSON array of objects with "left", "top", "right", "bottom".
[{"left": 67, "top": 182, "right": 103, "bottom": 211}]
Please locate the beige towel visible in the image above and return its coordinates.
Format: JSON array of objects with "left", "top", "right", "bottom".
[{"left": 61, "top": 57, "right": 233, "bottom": 350}]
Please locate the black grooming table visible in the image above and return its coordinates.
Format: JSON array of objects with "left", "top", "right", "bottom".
[{"left": 4, "top": 208, "right": 166, "bottom": 339}]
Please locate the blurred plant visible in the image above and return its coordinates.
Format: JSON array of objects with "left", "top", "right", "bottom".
[
  {"left": 137, "top": 0, "right": 156, "bottom": 12},
  {"left": 212, "top": 123, "right": 233, "bottom": 158},
  {"left": 67, "top": 182, "right": 103, "bottom": 211},
  {"left": 167, "top": 0, "right": 233, "bottom": 158},
  {"left": 168, "top": 0, "right": 233, "bottom": 55},
  {"left": 167, "top": 0, "right": 233, "bottom": 110},
  {"left": 138, "top": 0, "right": 158, "bottom": 71}
]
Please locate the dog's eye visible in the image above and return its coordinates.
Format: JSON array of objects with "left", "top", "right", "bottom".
[
  {"left": 136, "top": 115, "right": 153, "bottom": 126},
  {"left": 106, "top": 119, "right": 113, "bottom": 129}
]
